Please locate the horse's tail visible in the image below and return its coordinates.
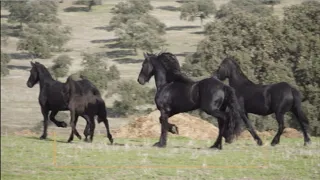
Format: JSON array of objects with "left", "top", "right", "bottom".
[
  {"left": 97, "top": 98, "right": 107, "bottom": 123},
  {"left": 223, "top": 86, "right": 242, "bottom": 140},
  {"left": 291, "top": 87, "right": 310, "bottom": 131}
]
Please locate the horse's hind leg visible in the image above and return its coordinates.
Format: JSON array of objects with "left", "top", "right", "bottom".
[
  {"left": 206, "top": 109, "right": 226, "bottom": 150},
  {"left": 84, "top": 122, "right": 90, "bottom": 142},
  {"left": 89, "top": 116, "right": 96, "bottom": 142},
  {"left": 101, "top": 117, "right": 113, "bottom": 144},
  {"left": 49, "top": 110, "right": 67, "bottom": 128},
  {"left": 271, "top": 113, "right": 285, "bottom": 146},
  {"left": 40, "top": 107, "right": 49, "bottom": 140},
  {"left": 241, "top": 112, "right": 263, "bottom": 146}
]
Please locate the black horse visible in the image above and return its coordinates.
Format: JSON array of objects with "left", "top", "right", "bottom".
[
  {"left": 214, "top": 57, "right": 311, "bottom": 146},
  {"left": 27, "top": 62, "right": 92, "bottom": 140},
  {"left": 62, "top": 76, "right": 113, "bottom": 143},
  {"left": 137, "top": 52, "right": 262, "bottom": 149}
]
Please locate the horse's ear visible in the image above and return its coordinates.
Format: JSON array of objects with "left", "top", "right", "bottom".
[
  {"left": 143, "top": 52, "right": 148, "bottom": 59},
  {"left": 30, "top": 61, "right": 35, "bottom": 67}
]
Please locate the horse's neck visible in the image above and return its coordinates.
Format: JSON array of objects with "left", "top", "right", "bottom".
[
  {"left": 38, "top": 69, "right": 55, "bottom": 89},
  {"left": 154, "top": 69, "right": 168, "bottom": 90},
  {"left": 229, "top": 68, "right": 255, "bottom": 88}
]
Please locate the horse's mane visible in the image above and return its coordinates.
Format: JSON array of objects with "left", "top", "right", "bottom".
[
  {"left": 222, "top": 57, "right": 254, "bottom": 84},
  {"left": 34, "top": 62, "right": 53, "bottom": 79},
  {"left": 154, "top": 52, "right": 194, "bottom": 83}
]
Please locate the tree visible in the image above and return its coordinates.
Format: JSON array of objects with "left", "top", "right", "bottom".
[
  {"left": 50, "top": 55, "right": 72, "bottom": 78},
  {"left": 180, "top": 0, "right": 216, "bottom": 25},
  {"left": 79, "top": 53, "right": 121, "bottom": 90},
  {"left": 115, "top": 16, "right": 166, "bottom": 53},
  {"left": 17, "top": 23, "right": 71, "bottom": 58},
  {"left": 182, "top": 1, "right": 320, "bottom": 135},
  {"left": 112, "top": 80, "right": 155, "bottom": 116},
  {"left": 216, "top": 0, "right": 273, "bottom": 19},
  {"left": 73, "top": 0, "right": 103, "bottom": 11},
  {"left": 7, "top": 0, "right": 60, "bottom": 28},
  {"left": 110, "top": 0, "right": 166, "bottom": 53},
  {"left": 1, "top": 51, "right": 11, "bottom": 76}
]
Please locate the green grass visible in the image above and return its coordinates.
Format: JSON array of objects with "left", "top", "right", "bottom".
[{"left": 1, "top": 135, "right": 319, "bottom": 180}]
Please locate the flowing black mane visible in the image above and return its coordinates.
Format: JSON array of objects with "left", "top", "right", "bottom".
[
  {"left": 34, "top": 62, "right": 53, "bottom": 79},
  {"left": 155, "top": 52, "right": 194, "bottom": 83},
  {"left": 221, "top": 57, "right": 254, "bottom": 85}
]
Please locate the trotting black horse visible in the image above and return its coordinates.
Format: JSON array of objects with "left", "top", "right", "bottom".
[
  {"left": 62, "top": 75, "right": 113, "bottom": 143},
  {"left": 27, "top": 62, "right": 93, "bottom": 140},
  {"left": 214, "top": 57, "right": 311, "bottom": 146},
  {"left": 137, "top": 52, "right": 262, "bottom": 149}
]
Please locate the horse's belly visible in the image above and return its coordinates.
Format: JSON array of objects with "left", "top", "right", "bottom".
[{"left": 244, "top": 101, "right": 272, "bottom": 116}]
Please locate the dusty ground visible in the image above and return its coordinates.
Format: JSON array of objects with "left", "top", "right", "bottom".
[{"left": 0, "top": 0, "right": 307, "bottom": 138}]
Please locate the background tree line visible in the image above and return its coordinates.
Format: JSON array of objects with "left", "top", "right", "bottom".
[{"left": 182, "top": 0, "right": 320, "bottom": 136}]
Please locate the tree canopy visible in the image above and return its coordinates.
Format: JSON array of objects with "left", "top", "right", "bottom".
[
  {"left": 182, "top": 0, "right": 320, "bottom": 135},
  {"left": 180, "top": 0, "right": 216, "bottom": 25}
]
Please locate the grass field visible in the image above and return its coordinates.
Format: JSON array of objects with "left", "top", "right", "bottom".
[{"left": 1, "top": 134, "right": 320, "bottom": 180}]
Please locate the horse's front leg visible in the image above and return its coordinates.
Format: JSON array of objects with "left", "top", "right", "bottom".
[
  {"left": 40, "top": 107, "right": 49, "bottom": 140},
  {"left": 241, "top": 112, "right": 263, "bottom": 146},
  {"left": 153, "top": 110, "right": 169, "bottom": 148},
  {"left": 49, "top": 110, "right": 67, "bottom": 128}
]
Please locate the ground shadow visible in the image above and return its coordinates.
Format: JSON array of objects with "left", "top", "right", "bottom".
[
  {"left": 113, "top": 58, "right": 143, "bottom": 64},
  {"left": 175, "top": 52, "right": 192, "bottom": 57},
  {"left": 63, "top": 6, "right": 88, "bottom": 12},
  {"left": 8, "top": 52, "right": 33, "bottom": 60},
  {"left": 156, "top": 6, "right": 180, "bottom": 12},
  {"left": 94, "top": 26, "right": 113, "bottom": 31},
  {"left": 166, "top": 25, "right": 201, "bottom": 31},
  {"left": 1, "top": 15, "right": 9, "bottom": 19},
  {"left": 91, "top": 38, "right": 118, "bottom": 44},
  {"left": 104, "top": 42, "right": 129, "bottom": 49},
  {"left": 7, "top": 65, "right": 30, "bottom": 70},
  {"left": 190, "top": 31, "right": 205, "bottom": 35},
  {"left": 97, "top": 50, "right": 135, "bottom": 59}
]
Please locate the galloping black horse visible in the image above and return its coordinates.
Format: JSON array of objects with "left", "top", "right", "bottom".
[
  {"left": 27, "top": 62, "right": 92, "bottom": 140},
  {"left": 214, "top": 57, "right": 311, "bottom": 146},
  {"left": 62, "top": 76, "right": 113, "bottom": 143},
  {"left": 137, "top": 52, "right": 262, "bottom": 149}
]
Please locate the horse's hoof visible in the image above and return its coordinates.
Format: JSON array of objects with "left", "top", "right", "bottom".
[
  {"left": 67, "top": 139, "right": 73, "bottom": 143},
  {"left": 60, "top": 122, "right": 67, "bottom": 128},
  {"left": 210, "top": 145, "right": 222, "bottom": 150},
  {"left": 304, "top": 140, "right": 311, "bottom": 146},
  {"left": 76, "top": 135, "right": 82, "bottom": 140},
  {"left": 172, "top": 125, "right": 179, "bottom": 134},
  {"left": 39, "top": 135, "right": 47, "bottom": 140},
  {"left": 153, "top": 142, "right": 166, "bottom": 148},
  {"left": 270, "top": 141, "right": 278, "bottom": 146},
  {"left": 257, "top": 139, "right": 263, "bottom": 146},
  {"left": 109, "top": 138, "right": 114, "bottom": 144}
]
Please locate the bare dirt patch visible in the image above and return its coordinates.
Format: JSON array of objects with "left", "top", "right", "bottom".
[
  {"left": 113, "top": 111, "right": 304, "bottom": 140},
  {"left": 112, "top": 111, "right": 219, "bottom": 140}
]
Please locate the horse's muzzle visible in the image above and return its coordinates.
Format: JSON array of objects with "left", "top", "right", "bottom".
[{"left": 137, "top": 77, "right": 145, "bottom": 85}]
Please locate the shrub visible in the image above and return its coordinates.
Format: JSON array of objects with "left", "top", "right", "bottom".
[
  {"left": 17, "top": 23, "right": 71, "bottom": 58},
  {"left": 50, "top": 55, "right": 72, "bottom": 78},
  {"left": 112, "top": 80, "right": 155, "bottom": 116}
]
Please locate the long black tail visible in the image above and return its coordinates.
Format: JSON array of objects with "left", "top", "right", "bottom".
[
  {"left": 291, "top": 87, "right": 310, "bottom": 132},
  {"left": 223, "top": 86, "right": 242, "bottom": 140}
]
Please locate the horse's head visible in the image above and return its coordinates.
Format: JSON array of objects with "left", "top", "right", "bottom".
[
  {"left": 137, "top": 52, "right": 156, "bottom": 85},
  {"left": 27, "top": 62, "right": 39, "bottom": 88},
  {"left": 214, "top": 57, "right": 236, "bottom": 81}
]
